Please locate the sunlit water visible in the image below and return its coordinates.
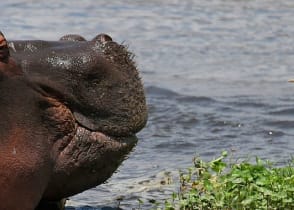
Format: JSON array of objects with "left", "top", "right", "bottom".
[{"left": 2, "top": 0, "right": 294, "bottom": 209}]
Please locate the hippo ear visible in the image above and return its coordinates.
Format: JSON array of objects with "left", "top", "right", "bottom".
[{"left": 0, "top": 31, "right": 10, "bottom": 63}]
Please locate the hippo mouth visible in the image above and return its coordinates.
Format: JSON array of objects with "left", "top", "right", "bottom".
[
  {"left": 34, "top": 81, "right": 138, "bottom": 148},
  {"left": 68, "top": 111, "right": 139, "bottom": 156},
  {"left": 40, "top": 92, "right": 139, "bottom": 200},
  {"left": 68, "top": 111, "right": 139, "bottom": 155},
  {"left": 36, "top": 84, "right": 139, "bottom": 155}
]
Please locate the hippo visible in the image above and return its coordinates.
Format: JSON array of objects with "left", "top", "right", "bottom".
[{"left": 0, "top": 31, "right": 147, "bottom": 210}]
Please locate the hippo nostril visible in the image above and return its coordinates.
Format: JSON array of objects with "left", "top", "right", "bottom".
[
  {"left": 92, "top": 33, "right": 113, "bottom": 43},
  {"left": 0, "top": 31, "right": 10, "bottom": 63}
]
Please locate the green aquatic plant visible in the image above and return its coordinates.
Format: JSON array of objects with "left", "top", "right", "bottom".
[{"left": 154, "top": 151, "right": 294, "bottom": 210}]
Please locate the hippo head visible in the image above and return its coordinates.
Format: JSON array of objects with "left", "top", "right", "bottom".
[{"left": 0, "top": 31, "right": 147, "bottom": 207}]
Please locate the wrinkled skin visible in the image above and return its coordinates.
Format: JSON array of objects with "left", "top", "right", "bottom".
[{"left": 0, "top": 32, "right": 147, "bottom": 210}]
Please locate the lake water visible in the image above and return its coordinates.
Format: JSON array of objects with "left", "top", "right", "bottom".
[{"left": 2, "top": 0, "right": 294, "bottom": 209}]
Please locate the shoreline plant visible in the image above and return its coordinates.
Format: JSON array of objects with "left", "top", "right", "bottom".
[{"left": 151, "top": 151, "right": 294, "bottom": 210}]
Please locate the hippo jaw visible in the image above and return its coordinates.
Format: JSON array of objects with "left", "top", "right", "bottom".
[
  {"left": 41, "top": 94, "right": 140, "bottom": 200},
  {"left": 6, "top": 34, "right": 147, "bottom": 200}
]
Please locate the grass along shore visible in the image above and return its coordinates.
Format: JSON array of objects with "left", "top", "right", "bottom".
[{"left": 146, "top": 151, "right": 294, "bottom": 210}]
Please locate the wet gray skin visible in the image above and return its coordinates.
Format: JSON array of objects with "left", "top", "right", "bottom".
[{"left": 8, "top": 34, "right": 147, "bottom": 200}]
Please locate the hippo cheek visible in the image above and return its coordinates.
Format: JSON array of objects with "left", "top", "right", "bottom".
[{"left": 41, "top": 97, "right": 138, "bottom": 200}]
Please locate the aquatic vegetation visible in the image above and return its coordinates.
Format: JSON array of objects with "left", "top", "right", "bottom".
[{"left": 151, "top": 152, "right": 294, "bottom": 210}]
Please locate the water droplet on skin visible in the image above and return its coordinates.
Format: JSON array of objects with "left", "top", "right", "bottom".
[
  {"left": 8, "top": 42, "right": 16, "bottom": 52},
  {"left": 12, "top": 147, "right": 16, "bottom": 155}
]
